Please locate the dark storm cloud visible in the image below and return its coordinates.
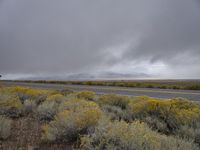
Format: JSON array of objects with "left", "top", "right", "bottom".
[
  {"left": 0, "top": 0, "right": 200, "bottom": 79},
  {"left": 128, "top": 0, "right": 200, "bottom": 61}
]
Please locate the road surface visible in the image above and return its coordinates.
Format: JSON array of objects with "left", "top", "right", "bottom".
[{"left": 2, "top": 81, "right": 200, "bottom": 101}]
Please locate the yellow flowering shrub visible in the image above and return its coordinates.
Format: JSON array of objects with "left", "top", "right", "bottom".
[
  {"left": 13, "top": 86, "right": 49, "bottom": 104},
  {"left": 98, "top": 94, "right": 130, "bottom": 109},
  {"left": 42, "top": 99, "right": 102, "bottom": 142},
  {"left": 128, "top": 96, "right": 200, "bottom": 131},
  {"left": 60, "top": 98, "right": 99, "bottom": 111},
  {"left": 0, "top": 94, "right": 23, "bottom": 117},
  {"left": 128, "top": 97, "right": 171, "bottom": 117},
  {"left": 0, "top": 95, "right": 22, "bottom": 109},
  {"left": 77, "top": 91, "right": 95, "bottom": 100},
  {"left": 46, "top": 94, "right": 66, "bottom": 104}
]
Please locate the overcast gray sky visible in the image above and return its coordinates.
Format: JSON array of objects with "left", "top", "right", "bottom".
[{"left": 0, "top": 0, "right": 200, "bottom": 80}]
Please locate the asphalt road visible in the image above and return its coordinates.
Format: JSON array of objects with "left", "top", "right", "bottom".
[{"left": 2, "top": 81, "right": 200, "bottom": 101}]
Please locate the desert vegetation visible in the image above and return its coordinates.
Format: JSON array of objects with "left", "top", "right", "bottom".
[{"left": 0, "top": 84, "right": 200, "bottom": 149}]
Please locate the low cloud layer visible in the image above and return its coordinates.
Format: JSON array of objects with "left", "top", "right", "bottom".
[{"left": 0, "top": 0, "right": 200, "bottom": 79}]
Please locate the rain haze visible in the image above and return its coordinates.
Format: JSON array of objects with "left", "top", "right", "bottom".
[{"left": 0, "top": 0, "right": 200, "bottom": 80}]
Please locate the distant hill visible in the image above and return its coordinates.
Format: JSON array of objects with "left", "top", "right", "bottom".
[{"left": 4, "top": 72, "right": 151, "bottom": 80}]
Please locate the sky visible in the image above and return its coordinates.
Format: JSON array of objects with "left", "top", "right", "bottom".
[{"left": 0, "top": 0, "right": 200, "bottom": 80}]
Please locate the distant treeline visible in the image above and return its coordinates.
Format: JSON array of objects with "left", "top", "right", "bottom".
[{"left": 12, "top": 80, "right": 200, "bottom": 90}]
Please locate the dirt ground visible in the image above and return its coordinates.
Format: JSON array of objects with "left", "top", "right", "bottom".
[{"left": 0, "top": 116, "right": 75, "bottom": 150}]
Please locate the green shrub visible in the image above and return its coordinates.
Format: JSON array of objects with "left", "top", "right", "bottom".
[
  {"left": 37, "top": 101, "right": 58, "bottom": 121},
  {"left": 23, "top": 99, "right": 37, "bottom": 114},
  {"left": 42, "top": 99, "right": 102, "bottom": 142},
  {"left": 102, "top": 105, "right": 132, "bottom": 121},
  {"left": 0, "top": 116, "right": 12, "bottom": 139},
  {"left": 177, "top": 125, "right": 200, "bottom": 146},
  {"left": 98, "top": 94, "right": 130, "bottom": 109},
  {"left": 0, "top": 94, "right": 23, "bottom": 118},
  {"left": 77, "top": 91, "right": 95, "bottom": 101},
  {"left": 144, "top": 116, "right": 169, "bottom": 134},
  {"left": 81, "top": 119, "right": 198, "bottom": 150},
  {"left": 186, "top": 85, "right": 200, "bottom": 90}
]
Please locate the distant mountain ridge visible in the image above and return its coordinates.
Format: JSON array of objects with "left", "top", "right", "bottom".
[{"left": 5, "top": 72, "right": 151, "bottom": 80}]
